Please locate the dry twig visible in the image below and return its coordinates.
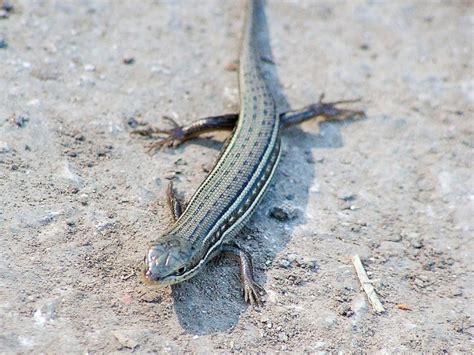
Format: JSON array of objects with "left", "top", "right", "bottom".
[{"left": 352, "top": 254, "right": 385, "bottom": 313}]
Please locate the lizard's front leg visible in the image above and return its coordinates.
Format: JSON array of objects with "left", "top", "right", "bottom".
[
  {"left": 132, "top": 96, "right": 364, "bottom": 153},
  {"left": 131, "top": 114, "right": 237, "bottom": 152}
]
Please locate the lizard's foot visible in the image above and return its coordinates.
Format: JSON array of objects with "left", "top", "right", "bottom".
[
  {"left": 314, "top": 93, "right": 366, "bottom": 120},
  {"left": 243, "top": 280, "right": 265, "bottom": 307},
  {"left": 131, "top": 116, "right": 187, "bottom": 152},
  {"left": 131, "top": 114, "right": 239, "bottom": 154},
  {"left": 220, "top": 243, "right": 266, "bottom": 307}
]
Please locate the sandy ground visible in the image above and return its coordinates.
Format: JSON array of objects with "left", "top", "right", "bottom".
[{"left": 1, "top": 0, "right": 473, "bottom": 353}]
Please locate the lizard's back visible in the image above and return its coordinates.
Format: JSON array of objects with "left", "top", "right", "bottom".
[{"left": 167, "top": 0, "right": 281, "bottom": 262}]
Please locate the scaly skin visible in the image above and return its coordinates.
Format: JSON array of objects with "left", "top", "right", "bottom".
[
  {"left": 141, "top": 0, "right": 364, "bottom": 305},
  {"left": 143, "top": 0, "right": 280, "bottom": 290}
]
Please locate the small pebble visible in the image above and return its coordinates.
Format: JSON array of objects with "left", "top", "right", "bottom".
[
  {"left": 74, "top": 134, "right": 85, "bottom": 142},
  {"left": 338, "top": 305, "right": 354, "bottom": 317},
  {"left": 164, "top": 172, "right": 180, "bottom": 180},
  {"left": 351, "top": 224, "right": 361, "bottom": 233},
  {"left": 1, "top": 0, "right": 13, "bottom": 12},
  {"left": 174, "top": 158, "right": 187, "bottom": 166},
  {"left": 451, "top": 287, "right": 463, "bottom": 297},
  {"left": 337, "top": 191, "right": 356, "bottom": 201},
  {"left": 414, "top": 277, "right": 426, "bottom": 288},
  {"left": 123, "top": 56, "right": 135, "bottom": 65},
  {"left": 200, "top": 165, "right": 208, "bottom": 173},
  {"left": 352, "top": 295, "right": 368, "bottom": 323},
  {"left": 279, "top": 259, "right": 291, "bottom": 269},
  {"left": 14, "top": 115, "right": 29, "bottom": 128},
  {"left": 269, "top": 206, "right": 298, "bottom": 221},
  {"left": 112, "top": 331, "right": 138, "bottom": 350},
  {"left": 78, "top": 194, "right": 88, "bottom": 206},
  {"left": 418, "top": 274, "right": 429, "bottom": 282},
  {"left": 270, "top": 207, "right": 289, "bottom": 220},
  {"left": 69, "top": 187, "right": 79, "bottom": 194},
  {"left": 385, "top": 234, "right": 402, "bottom": 242},
  {"left": 0, "top": 9, "right": 8, "bottom": 18},
  {"left": 411, "top": 238, "right": 423, "bottom": 249},
  {"left": 300, "top": 258, "right": 319, "bottom": 272},
  {"left": 84, "top": 64, "right": 96, "bottom": 72},
  {"left": 0, "top": 36, "right": 6, "bottom": 48},
  {"left": 127, "top": 117, "right": 139, "bottom": 128}
]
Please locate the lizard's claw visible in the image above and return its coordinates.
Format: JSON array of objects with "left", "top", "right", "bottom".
[
  {"left": 130, "top": 117, "right": 186, "bottom": 153},
  {"left": 316, "top": 93, "right": 366, "bottom": 120},
  {"left": 145, "top": 126, "right": 186, "bottom": 153},
  {"left": 243, "top": 280, "right": 265, "bottom": 307}
]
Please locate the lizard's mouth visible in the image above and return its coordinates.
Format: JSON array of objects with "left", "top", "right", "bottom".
[
  {"left": 141, "top": 254, "right": 159, "bottom": 285},
  {"left": 142, "top": 270, "right": 181, "bottom": 287},
  {"left": 142, "top": 265, "right": 155, "bottom": 285},
  {"left": 142, "top": 266, "right": 172, "bottom": 287}
]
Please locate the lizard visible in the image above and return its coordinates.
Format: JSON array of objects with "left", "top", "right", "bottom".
[{"left": 136, "top": 0, "right": 363, "bottom": 305}]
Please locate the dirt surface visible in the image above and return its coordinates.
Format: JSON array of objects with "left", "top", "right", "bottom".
[{"left": 1, "top": 0, "right": 473, "bottom": 353}]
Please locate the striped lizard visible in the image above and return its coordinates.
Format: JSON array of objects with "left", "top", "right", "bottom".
[{"left": 135, "top": 0, "right": 363, "bottom": 305}]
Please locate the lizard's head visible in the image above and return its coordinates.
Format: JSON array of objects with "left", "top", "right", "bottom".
[{"left": 142, "top": 236, "right": 196, "bottom": 286}]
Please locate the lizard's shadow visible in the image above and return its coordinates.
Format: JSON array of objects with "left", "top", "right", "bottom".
[{"left": 171, "top": 119, "right": 356, "bottom": 334}]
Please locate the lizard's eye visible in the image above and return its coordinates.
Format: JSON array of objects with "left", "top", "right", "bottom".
[{"left": 176, "top": 266, "right": 187, "bottom": 275}]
